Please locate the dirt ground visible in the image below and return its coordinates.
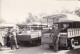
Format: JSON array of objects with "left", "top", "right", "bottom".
[{"left": 0, "top": 45, "right": 80, "bottom": 54}]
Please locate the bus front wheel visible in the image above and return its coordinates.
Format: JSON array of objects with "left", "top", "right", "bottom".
[
  {"left": 67, "top": 39, "right": 75, "bottom": 50},
  {"left": 71, "top": 39, "right": 75, "bottom": 49}
]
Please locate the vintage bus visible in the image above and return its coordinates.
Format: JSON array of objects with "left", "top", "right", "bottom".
[{"left": 41, "top": 13, "right": 80, "bottom": 49}]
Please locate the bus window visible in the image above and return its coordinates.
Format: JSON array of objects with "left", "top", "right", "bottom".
[
  {"left": 63, "top": 24, "right": 69, "bottom": 29},
  {"left": 60, "top": 24, "right": 69, "bottom": 32}
]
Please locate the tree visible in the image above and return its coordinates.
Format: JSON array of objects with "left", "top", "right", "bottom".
[
  {"left": 75, "top": 8, "right": 80, "bottom": 17},
  {"left": 61, "top": 9, "right": 73, "bottom": 14},
  {"left": 26, "top": 13, "right": 39, "bottom": 24}
]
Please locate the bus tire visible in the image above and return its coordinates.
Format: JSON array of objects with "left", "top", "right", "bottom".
[{"left": 70, "top": 39, "right": 75, "bottom": 49}]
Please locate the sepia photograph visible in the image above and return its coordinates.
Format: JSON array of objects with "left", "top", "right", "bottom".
[{"left": 0, "top": 0, "right": 80, "bottom": 54}]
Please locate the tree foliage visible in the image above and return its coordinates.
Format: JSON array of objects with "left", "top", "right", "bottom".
[
  {"left": 75, "top": 8, "right": 80, "bottom": 17},
  {"left": 26, "top": 13, "right": 39, "bottom": 24}
]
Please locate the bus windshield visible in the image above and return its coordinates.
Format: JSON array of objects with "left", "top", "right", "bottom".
[{"left": 58, "top": 23, "right": 69, "bottom": 32}]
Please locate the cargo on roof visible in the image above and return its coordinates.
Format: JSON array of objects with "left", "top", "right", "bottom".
[{"left": 43, "top": 13, "right": 80, "bottom": 23}]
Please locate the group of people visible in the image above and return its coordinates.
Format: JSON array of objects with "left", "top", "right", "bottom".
[{"left": 6, "top": 27, "right": 19, "bottom": 50}]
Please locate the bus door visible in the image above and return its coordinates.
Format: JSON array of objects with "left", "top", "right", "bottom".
[{"left": 41, "top": 27, "right": 53, "bottom": 44}]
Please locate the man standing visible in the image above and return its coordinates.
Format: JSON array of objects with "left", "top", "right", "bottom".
[
  {"left": 0, "top": 29, "right": 4, "bottom": 50},
  {"left": 10, "top": 27, "right": 19, "bottom": 50},
  {"left": 6, "top": 28, "right": 11, "bottom": 47},
  {"left": 53, "top": 29, "right": 60, "bottom": 52},
  {"left": 50, "top": 24, "right": 60, "bottom": 52}
]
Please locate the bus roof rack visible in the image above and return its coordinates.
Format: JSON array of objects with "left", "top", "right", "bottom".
[
  {"left": 43, "top": 13, "right": 80, "bottom": 22},
  {"left": 43, "top": 14, "right": 66, "bottom": 19}
]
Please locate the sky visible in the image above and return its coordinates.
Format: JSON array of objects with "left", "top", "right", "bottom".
[{"left": 1, "top": 0, "right": 80, "bottom": 24}]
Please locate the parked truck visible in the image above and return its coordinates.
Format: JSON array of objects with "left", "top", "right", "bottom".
[
  {"left": 17, "top": 24, "right": 47, "bottom": 45},
  {"left": 41, "top": 13, "right": 80, "bottom": 50}
]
